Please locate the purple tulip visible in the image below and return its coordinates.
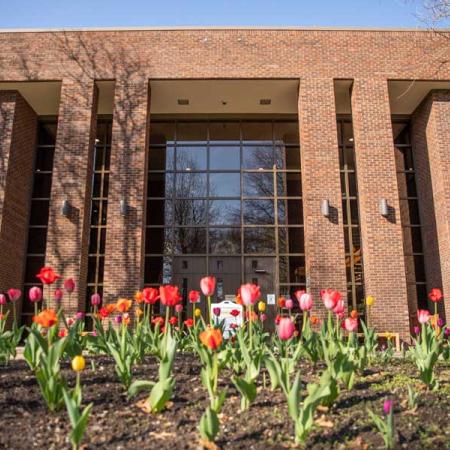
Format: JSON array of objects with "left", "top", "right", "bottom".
[
  {"left": 437, "top": 317, "right": 444, "bottom": 328},
  {"left": 75, "top": 312, "right": 85, "bottom": 321},
  {"left": 413, "top": 326, "right": 420, "bottom": 335},
  {"left": 383, "top": 399, "right": 393, "bottom": 415},
  {"left": 213, "top": 307, "right": 221, "bottom": 317},
  {"left": 444, "top": 327, "right": 450, "bottom": 338},
  {"left": 115, "top": 315, "right": 122, "bottom": 324}
]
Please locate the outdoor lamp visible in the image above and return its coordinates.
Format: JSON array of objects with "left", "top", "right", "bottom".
[
  {"left": 61, "top": 199, "right": 70, "bottom": 217},
  {"left": 379, "top": 198, "right": 389, "bottom": 217},
  {"left": 321, "top": 199, "right": 330, "bottom": 217},
  {"left": 120, "top": 198, "right": 128, "bottom": 216}
]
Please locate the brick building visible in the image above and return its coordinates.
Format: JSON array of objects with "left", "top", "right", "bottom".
[{"left": 0, "top": 27, "right": 449, "bottom": 338}]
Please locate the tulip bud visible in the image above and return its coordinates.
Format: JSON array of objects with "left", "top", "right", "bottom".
[
  {"left": 260, "top": 313, "right": 267, "bottom": 322},
  {"left": 383, "top": 399, "right": 393, "bottom": 415},
  {"left": 194, "top": 308, "right": 202, "bottom": 318},
  {"left": 71, "top": 355, "right": 86, "bottom": 372},
  {"left": 437, "top": 317, "right": 444, "bottom": 328},
  {"left": 75, "top": 312, "right": 85, "bottom": 321},
  {"left": 175, "top": 304, "right": 183, "bottom": 313},
  {"left": 0, "top": 294, "right": 6, "bottom": 305},
  {"left": 444, "top": 327, "right": 450, "bottom": 338},
  {"left": 258, "top": 301, "right": 266, "bottom": 312},
  {"left": 298, "top": 292, "right": 313, "bottom": 311},
  {"left": 277, "top": 317, "right": 295, "bottom": 340},
  {"left": 28, "top": 286, "right": 42, "bottom": 303},
  {"left": 285, "top": 299, "right": 294, "bottom": 310},
  {"left": 7, "top": 289, "right": 21, "bottom": 302},
  {"left": 54, "top": 288, "right": 63, "bottom": 302},
  {"left": 64, "top": 278, "right": 75, "bottom": 293},
  {"left": 413, "top": 326, "right": 420, "bottom": 335},
  {"left": 91, "top": 293, "right": 101, "bottom": 306},
  {"left": 366, "top": 295, "right": 375, "bottom": 307},
  {"left": 115, "top": 315, "right": 122, "bottom": 324}
]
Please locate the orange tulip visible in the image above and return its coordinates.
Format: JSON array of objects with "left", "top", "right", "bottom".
[
  {"left": 310, "top": 315, "right": 320, "bottom": 326},
  {"left": 134, "top": 290, "right": 144, "bottom": 304},
  {"left": 135, "top": 307, "right": 144, "bottom": 318},
  {"left": 33, "top": 308, "right": 58, "bottom": 328},
  {"left": 105, "top": 303, "right": 116, "bottom": 314},
  {"left": 116, "top": 298, "right": 132, "bottom": 313},
  {"left": 199, "top": 327, "right": 222, "bottom": 350}
]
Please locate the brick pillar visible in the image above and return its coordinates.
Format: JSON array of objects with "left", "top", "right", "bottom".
[
  {"left": 298, "top": 78, "right": 347, "bottom": 319},
  {"left": 102, "top": 79, "right": 150, "bottom": 302},
  {"left": 0, "top": 91, "right": 37, "bottom": 321},
  {"left": 45, "top": 79, "right": 98, "bottom": 315},
  {"left": 412, "top": 90, "right": 450, "bottom": 322},
  {"left": 351, "top": 79, "right": 410, "bottom": 339}
]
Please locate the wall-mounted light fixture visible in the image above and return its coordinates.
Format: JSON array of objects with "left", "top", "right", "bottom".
[
  {"left": 61, "top": 199, "right": 70, "bottom": 217},
  {"left": 120, "top": 198, "right": 128, "bottom": 216},
  {"left": 321, "top": 199, "right": 330, "bottom": 217},
  {"left": 379, "top": 198, "right": 389, "bottom": 217}
]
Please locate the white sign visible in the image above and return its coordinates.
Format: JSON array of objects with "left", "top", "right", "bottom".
[
  {"left": 267, "top": 294, "right": 276, "bottom": 305},
  {"left": 211, "top": 300, "right": 243, "bottom": 338}
]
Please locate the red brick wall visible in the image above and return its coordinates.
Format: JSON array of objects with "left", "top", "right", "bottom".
[
  {"left": 0, "top": 91, "right": 37, "bottom": 321},
  {"left": 351, "top": 79, "right": 410, "bottom": 339},
  {"left": 298, "top": 78, "right": 347, "bottom": 319},
  {"left": 102, "top": 80, "right": 150, "bottom": 302},
  {"left": 412, "top": 90, "right": 450, "bottom": 322},
  {"left": 45, "top": 79, "right": 98, "bottom": 315}
]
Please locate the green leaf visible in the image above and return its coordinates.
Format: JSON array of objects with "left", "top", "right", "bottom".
[
  {"left": 232, "top": 377, "right": 257, "bottom": 403},
  {"left": 148, "top": 377, "right": 175, "bottom": 413},
  {"left": 199, "top": 406, "right": 220, "bottom": 442},
  {"left": 128, "top": 380, "right": 155, "bottom": 397}
]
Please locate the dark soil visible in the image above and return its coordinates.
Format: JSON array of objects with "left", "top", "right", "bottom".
[{"left": 0, "top": 354, "right": 449, "bottom": 449}]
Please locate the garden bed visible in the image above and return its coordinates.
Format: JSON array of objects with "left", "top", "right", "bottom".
[{"left": 1, "top": 354, "right": 449, "bottom": 449}]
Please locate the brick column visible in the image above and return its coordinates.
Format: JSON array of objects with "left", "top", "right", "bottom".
[
  {"left": 0, "top": 91, "right": 37, "bottom": 321},
  {"left": 45, "top": 79, "right": 98, "bottom": 315},
  {"left": 298, "top": 78, "right": 347, "bottom": 319},
  {"left": 412, "top": 90, "right": 450, "bottom": 322},
  {"left": 102, "top": 79, "right": 150, "bottom": 302},
  {"left": 351, "top": 79, "right": 410, "bottom": 339}
]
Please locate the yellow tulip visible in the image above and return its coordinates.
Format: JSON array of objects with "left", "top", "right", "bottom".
[
  {"left": 194, "top": 308, "right": 202, "bottom": 318},
  {"left": 366, "top": 295, "right": 375, "bottom": 307},
  {"left": 71, "top": 355, "right": 86, "bottom": 372},
  {"left": 258, "top": 301, "right": 266, "bottom": 313}
]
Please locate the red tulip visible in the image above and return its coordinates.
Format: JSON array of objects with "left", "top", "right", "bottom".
[
  {"left": 321, "top": 289, "right": 341, "bottom": 310},
  {"left": 240, "top": 283, "right": 260, "bottom": 306},
  {"left": 159, "top": 285, "right": 181, "bottom": 307},
  {"left": 54, "top": 288, "right": 63, "bottom": 302},
  {"left": 428, "top": 288, "right": 443, "bottom": 302},
  {"left": 188, "top": 290, "right": 200, "bottom": 303},
  {"left": 275, "top": 314, "right": 281, "bottom": 325},
  {"left": 64, "top": 278, "right": 75, "bottom": 293},
  {"left": 152, "top": 316, "right": 164, "bottom": 327},
  {"left": 278, "top": 297, "right": 286, "bottom": 308},
  {"left": 333, "top": 299, "right": 345, "bottom": 315},
  {"left": 7, "top": 289, "right": 21, "bottom": 302},
  {"left": 169, "top": 316, "right": 178, "bottom": 325},
  {"left": 277, "top": 317, "right": 295, "bottom": 340},
  {"left": 200, "top": 276, "right": 216, "bottom": 296},
  {"left": 344, "top": 317, "right": 358, "bottom": 332},
  {"left": 298, "top": 292, "right": 313, "bottom": 311},
  {"left": 143, "top": 287, "right": 159, "bottom": 304},
  {"left": 417, "top": 309, "right": 430, "bottom": 324},
  {"left": 184, "top": 318, "right": 194, "bottom": 327},
  {"left": 36, "top": 267, "right": 60, "bottom": 285},
  {"left": 28, "top": 287, "right": 42, "bottom": 303}
]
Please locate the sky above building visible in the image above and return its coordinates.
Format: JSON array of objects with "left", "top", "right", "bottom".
[{"left": 0, "top": 0, "right": 448, "bottom": 29}]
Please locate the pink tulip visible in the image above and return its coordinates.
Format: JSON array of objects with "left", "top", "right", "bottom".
[
  {"left": 64, "top": 278, "right": 75, "bottom": 293},
  {"left": 413, "top": 325, "right": 420, "bottom": 335},
  {"left": 383, "top": 399, "right": 393, "bottom": 415},
  {"left": 240, "top": 283, "right": 261, "bottom": 306},
  {"left": 333, "top": 299, "right": 345, "bottom": 315},
  {"left": 91, "top": 293, "right": 101, "bottom": 306},
  {"left": 277, "top": 317, "right": 295, "bottom": 340},
  {"left": 7, "top": 289, "right": 21, "bottom": 302},
  {"left": 344, "top": 317, "right": 358, "bottom": 332},
  {"left": 417, "top": 309, "right": 430, "bottom": 324},
  {"left": 260, "top": 313, "right": 267, "bottom": 322},
  {"left": 213, "top": 307, "right": 221, "bottom": 316},
  {"left": 54, "top": 288, "right": 63, "bottom": 302},
  {"left": 298, "top": 292, "right": 313, "bottom": 311},
  {"left": 444, "top": 327, "right": 450, "bottom": 338},
  {"left": 200, "top": 276, "right": 216, "bottom": 296},
  {"left": 321, "top": 289, "right": 341, "bottom": 310},
  {"left": 67, "top": 318, "right": 75, "bottom": 327},
  {"left": 175, "top": 304, "right": 183, "bottom": 313},
  {"left": 75, "top": 312, "right": 85, "bottom": 320},
  {"left": 0, "top": 294, "right": 6, "bottom": 305},
  {"left": 285, "top": 299, "right": 294, "bottom": 310},
  {"left": 29, "top": 286, "right": 42, "bottom": 303}
]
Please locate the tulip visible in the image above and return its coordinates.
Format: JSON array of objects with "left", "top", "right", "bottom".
[
  {"left": 344, "top": 317, "right": 358, "bottom": 332},
  {"left": 200, "top": 276, "right": 216, "bottom": 296},
  {"left": 33, "top": 308, "right": 58, "bottom": 328},
  {"left": 115, "top": 315, "right": 123, "bottom": 325},
  {"left": 91, "top": 293, "right": 101, "bottom": 306},
  {"left": 135, "top": 307, "right": 143, "bottom": 318},
  {"left": 152, "top": 316, "right": 164, "bottom": 328},
  {"left": 169, "top": 316, "right": 178, "bottom": 326},
  {"left": 213, "top": 307, "right": 221, "bottom": 317},
  {"left": 184, "top": 318, "right": 194, "bottom": 328},
  {"left": 278, "top": 297, "right": 286, "bottom": 308},
  {"left": 71, "top": 355, "right": 86, "bottom": 372},
  {"left": 260, "top": 313, "right": 267, "bottom": 322},
  {"left": 199, "top": 327, "right": 222, "bottom": 350},
  {"left": 7, "top": 288, "right": 21, "bottom": 302},
  {"left": 175, "top": 304, "right": 183, "bottom": 313},
  {"left": 310, "top": 316, "right": 320, "bottom": 326},
  {"left": 188, "top": 290, "right": 200, "bottom": 303},
  {"left": 64, "top": 278, "right": 75, "bottom": 293},
  {"left": 444, "top": 327, "right": 450, "bottom": 338},
  {"left": 116, "top": 298, "right": 132, "bottom": 313},
  {"left": 36, "top": 267, "right": 60, "bottom": 285},
  {"left": 58, "top": 328, "right": 68, "bottom": 338},
  {"left": 333, "top": 299, "right": 345, "bottom": 315},
  {"left": 298, "top": 292, "right": 313, "bottom": 311},
  {"left": 321, "top": 289, "right": 341, "bottom": 310},
  {"left": 275, "top": 314, "right": 281, "bottom": 325},
  {"left": 428, "top": 288, "right": 443, "bottom": 302},
  {"left": 0, "top": 294, "right": 6, "bottom": 305},
  {"left": 258, "top": 301, "right": 266, "bottom": 312},
  {"left": 143, "top": 287, "right": 159, "bottom": 305},
  {"left": 159, "top": 285, "right": 181, "bottom": 307},
  {"left": 350, "top": 309, "right": 358, "bottom": 319},
  {"left": 417, "top": 309, "right": 430, "bottom": 324},
  {"left": 67, "top": 317, "right": 75, "bottom": 327},
  {"left": 366, "top": 295, "right": 375, "bottom": 307},
  {"left": 75, "top": 312, "right": 85, "bottom": 321},
  {"left": 194, "top": 308, "right": 202, "bottom": 317},
  {"left": 294, "top": 289, "right": 306, "bottom": 303},
  {"left": 29, "top": 286, "right": 42, "bottom": 303},
  {"left": 383, "top": 399, "right": 393, "bottom": 415},
  {"left": 134, "top": 290, "right": 144, "bottom": 303},
  {"left": 277, "top": 317, "right": 295, "bottom": 340},
  {"left": 98, "top": 307, "right": 109, "bottom": 319},
  {"left": 240, "top": 283, "right": 260, "bottom": 306},
  {"left": 437, "top": 317, "right": 444, "bottom": 328},
  {"left": 54, "top": 288, "right": 63, "bottom": 302},
  {"left": 413, "top": 325, "right": 420, "bottom": 335},
  {"left": 285, "top": 299, "right": 294, "bottom": 310}
]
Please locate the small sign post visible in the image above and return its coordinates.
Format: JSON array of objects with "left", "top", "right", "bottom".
[{"left": 210, "top": 300, "right": 243, "bottom": 338}]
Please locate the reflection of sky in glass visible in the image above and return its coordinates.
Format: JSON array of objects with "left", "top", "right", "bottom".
[
  {"left": 210, "top": 146, "right": 240, "bottom": 169},
  {"left": 209, "top": 173, "right": 240, "bottom": 197},
  {"left": 209, "top": 200, "right": 240, "bottom": 225},
  {"left": 176, "top": 146, "right": 207, "bottom": 170},
  {"left": 243, "top": 172, "right": 274, "bottom": 197},
  {"left": 176, "top": 173, "right": 207, "bottom": 197},
  {"left": 243, "top": 200, "right": 274, "bottom": 224},
  {"left": 242, "top": 145, "right": 274, "bottom": 169}
]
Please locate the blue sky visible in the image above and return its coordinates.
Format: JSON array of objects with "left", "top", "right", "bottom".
[{"left": 0, "top": 0, "right": 447, "bottom": 29}]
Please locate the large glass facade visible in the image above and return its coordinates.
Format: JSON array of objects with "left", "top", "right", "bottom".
[
  {"left": 144, "top": 120, "right": 305, "bottom": 305},
  {"left": 22, "top": 119, "right": 57, "bottom": 325},
  {"left": 393, "top": 119, "right": 427, "bottom": 310},
  {"left": 337, "top": 118, "right": 365, "bottom": 313}
]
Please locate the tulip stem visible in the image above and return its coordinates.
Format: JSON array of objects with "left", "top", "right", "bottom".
[
  {"left": 301, "top": 311, "right": 307, "bottom": 335},
  {"left": 249, "top": 305, "right": 253, "bottom": 351},
  {"left": 34, "top": 302, "right": 38, "bottom": 317},
  {"left": 207, "top": 295, "right": 212, "bottom": 325}
]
